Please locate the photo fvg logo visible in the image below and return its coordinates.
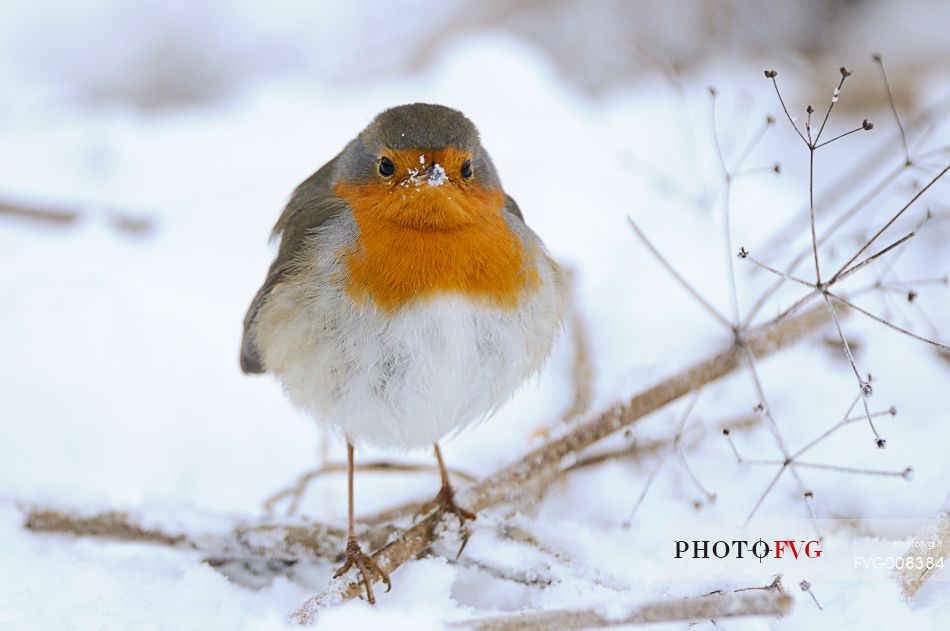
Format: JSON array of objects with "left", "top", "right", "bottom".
[{"left": 674, "top": 539, "right": 822, "bottom": 562}]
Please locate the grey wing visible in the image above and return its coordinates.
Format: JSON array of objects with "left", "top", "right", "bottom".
[
  {"left": 503, "top": 193, "right": 524, "bottom": 221},
  {"left": 240, "top": 155, "right": 346, "bottom": 374},
  {"left": 240, "top": 261, "right": 287, "bottom": 374}
]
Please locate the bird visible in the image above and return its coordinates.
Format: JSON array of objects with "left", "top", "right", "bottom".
[{"left": 240, "top": 103, "right": 564, "bottom": 603}]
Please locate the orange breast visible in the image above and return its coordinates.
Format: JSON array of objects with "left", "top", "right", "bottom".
[{"left": 332, "top": 153, "right": 538, "bottom": 312}]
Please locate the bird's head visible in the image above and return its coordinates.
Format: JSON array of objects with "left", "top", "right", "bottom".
[{"left": 332, "top": 103, "right": 505, "bottom": 230}]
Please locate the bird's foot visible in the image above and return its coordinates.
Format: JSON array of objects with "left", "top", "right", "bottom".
[
  {"left": 333, "top": 537, "right": 391, "bottom": 604},
  {"left": 418, "top": 483, "right": 476, "bottom": 557}
]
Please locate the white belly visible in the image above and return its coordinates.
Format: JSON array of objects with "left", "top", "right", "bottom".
[
  {"left": 255, "top": 217, "right": 564, "bottom": 450},
  {"left": 311, "top": 296, "right": 546, "bottom": 448}
]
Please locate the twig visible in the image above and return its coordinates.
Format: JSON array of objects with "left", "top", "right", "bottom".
[
  {"left": 872, "top": 53, "right": 910, "bottom": 164},
  {"left": 827, "top": 292, "right": 950, "bottom": 352},
  {"left": 630, "top": 390, "right": 702, "bottom": 517},
  {"left": 834, "top": 231, "right": 916, "bottom": 282},
  {"left": 799, "top": 580, "right": 823, "bottom": 610},
  {"left": 560, "top": 266, "right": 595, "bottom": 423},
  {"left": 0, "top": 197, "right": 154, "bottom": 236},
  {"left": 451, "top": 590, "right": 791, "bottom": 630},
  {"left": 562, "top": 413, "right": 760, "bottom": 474},
  {"left": 264, "top": 461, "right": 477, "bottom": 517},
  {"left": 23, "top": 507, "right": 194, "bottom": 548},
  {"left": 830, "top": 164, "right": 950, "bottom": 283},
  {"left": 21, "top": 504, "right": 396, "bottom": 572},
  {"left": 627, "top": 216, "right": 732, "bottom": 329},
  {"left": 896, "top": 490, "right": 950, "bottom": 598}
]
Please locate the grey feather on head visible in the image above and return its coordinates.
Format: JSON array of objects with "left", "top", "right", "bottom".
[{"left": 334, "top": 103, "right": 502, "bottom": 189}]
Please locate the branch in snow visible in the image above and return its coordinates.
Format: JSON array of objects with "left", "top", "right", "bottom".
[
  {"left": 896, "top": 490, "right": 950, "bottom": 598},
  {"left": 24, "top": 507, "right": 194, "bottom": 549},
  {"left": 21, "top": 505, "right": 397, "bottom": 582},
  {"left": 290, "top": 301, "right": 836, "bottom": 624},
  {"left": 263, "top": 460, "right": 477, "bottom": 518},
  {"left": 451, "top": 590, "right": 792, "bottom": 630}
]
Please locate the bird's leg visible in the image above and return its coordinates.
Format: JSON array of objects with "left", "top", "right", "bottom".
[
  {"left": 419, "top": 442, "right": 476, "bottom": 557},
  {"left": 332, "top": 441, "right": 391, "bottom": 603}
]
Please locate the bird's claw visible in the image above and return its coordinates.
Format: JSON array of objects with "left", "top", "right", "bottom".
[
  {"left": 417, "top": 484, "right": 476, "bottom": 558},
  {"left": 333, "top": 537, "right": 391, "bottom": 604}
]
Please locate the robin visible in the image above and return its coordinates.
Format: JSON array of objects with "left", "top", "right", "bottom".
[{"left": 240, "top": 103, "right": 564, "bottom": 602}]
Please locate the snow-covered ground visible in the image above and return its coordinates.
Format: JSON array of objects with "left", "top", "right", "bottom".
[{"left": 2, "top": 3, "right": 950, "bottom": 630}]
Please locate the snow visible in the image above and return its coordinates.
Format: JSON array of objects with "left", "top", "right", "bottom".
[
  {"left": 2, "top": 2, "right": 950, "bottom": 630},
  {"left": 427, "top": 164, "right": 448, "bottom": 187}
]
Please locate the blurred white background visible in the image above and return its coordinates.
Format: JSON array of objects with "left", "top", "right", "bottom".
[{"left": 2, "top": 2, "right": 949, "bottom": 630}]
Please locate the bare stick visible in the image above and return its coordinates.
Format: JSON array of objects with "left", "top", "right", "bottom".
[
  {"left": 741, "top": 252, "right": 814, "bottom": 289},
  {"left": 264, "top": 461, "right": 477, "bottom": 517},
  {"left": 815, "top": 125, "right": 868, "bottom": 149},
  {"left": 809, "top": 145, "right": 821, "bottom": 284},
  {"left": 896, "top": 490, "right": 950, "bottom": 598},
  {"left": 766, "top": 72, "right": 807, "bottom": 145},
  {"left": 790, "top": 393, "right": 861, "bottom": 459},
  {"left": 872, "top": 53, "right": 910, "bottom": 163},
  {"left": 0, "top": 197, "right": 154, "bottom": 236},
  {"left": 560, "top": 267, "right": 595, "bottom": 423},
  {"left": 814, "top": 70, "right": 849, "bottom": 143},
  {"left": 827, "top": 292, "right": 950, "bottom": 352},
  {"left": 755, "top": 95, "right": 949, "bottom": 259},
  {"left": 744, "top": 466, "right": 787, "bottom": 526},
  {"left": 453, "top": 591, "right": 791, "bottom": 630},
  {"left": 628, "top": 216, "right": 732, "bottom": 329},
  {"left": 791, "top": 462, "right": 911, "bottom": 477},
  {"left": 21, "top": 505, "right": 395, "bottom": 567},
  {"left": 831, "top": 164, "right": 949, "bottom": 282},
  {"left": 743, "top": 163, "right": 906, "bottom": 327},
  {"left": 630, "top": 391, "right": 702, "bottom": 517},
  {"left": 739, "top": 346, "right": 818, "bottom": 532},
  {"left": 834, "top": 232, "right": 916, "bottom": 283},
  {"left": 23, "top": 507, "right": 195, "bottom": 548},
  {"left": 566, "top": 414, "right": 760, "bottom": 475},
  {"left": 731, "top": 116, "right": 775, "bottom": 175}
]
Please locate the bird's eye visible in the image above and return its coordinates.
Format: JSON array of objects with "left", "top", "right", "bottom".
[
  {"left": 378, "top": 157, "right": 396, "bottom": 177},
  {"left": 461, "top": 160, "right": 473, "bottom": 179}
]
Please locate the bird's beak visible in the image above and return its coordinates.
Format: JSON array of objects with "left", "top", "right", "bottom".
[{"left": 405, "top": 163, "right": 449, "bottom": 188}]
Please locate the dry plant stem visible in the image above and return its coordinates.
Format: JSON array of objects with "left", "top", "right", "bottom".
[
  {"left": 630, "top": 390, "right": 702, "bottom": 517},
  {"left": 743, "top": 162, "right": 904, "bottom": 327},
  {"left": 834, "top": 231, "right": 916, "bottom": 283},
  {"left": 264, "top": 461, "right": 478, "bottom": 517},
  {"left": 830, "top": 163, "right": 950, "bottom": 282},
  {"left": 23, "top": 508, "right": 194, "bottom": 548},
  {"left": 559, "top": 266, "right": 595, "bottom": 423},
  {"left": 873, "top": 53, "right": 910, "bottom": 162},
  {"left": 21, "top": 505, "right": 398, "bottom": 564},
  {"left": 745, "top": 81, "right": 948, "bottom": 329},
  {"left": 360, "top": 415, "right": 761, "bottom": 527},
  {"left": 627, "top": 217, "right": 730, "bottom": 328},
  {"left": 290, "top": 302, "right": 835, "bottom": 623},
  {"left": 791, "top": 70, "right": 849, "bottom": 285},
  {"left": 708, "top": 94, "right": 773, "bottom": 326},
  {"left": 571, "top": 414, "right": 759, "bottom": 472},
  {"left": 739, "top": 346, "right": 819, "bottom": 532},
  {"left": 827, "top": 292, "right": 950, "bottom": 352},
  {"left": 452, "top": 591, "right": 791, "bottom": 631},
  {"left": 897, "top": 493, "right": 950, "bottom": 598},
  {"left": 0, "top": 197, "right": 153, "bottom": 235},
  {"left": 562, "top": 300, "right": 594, "bottom": 424},
  {"left": 756, "top": 94, "right": 950, "bottom": 258}
]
